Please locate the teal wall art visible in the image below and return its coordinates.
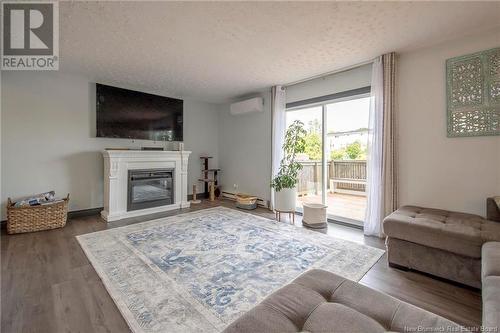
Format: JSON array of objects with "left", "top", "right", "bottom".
[{"left": 446, "top": 47, "right": 500, "bottom": 137}]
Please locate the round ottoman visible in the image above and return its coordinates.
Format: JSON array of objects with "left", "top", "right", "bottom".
[{"left": 302, "top": 203, "right": 328, "bottom": 229}]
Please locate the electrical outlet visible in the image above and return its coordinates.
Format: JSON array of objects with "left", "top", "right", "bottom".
[{"left": 233, "top": 184, "right": 238, "bottom": 190}]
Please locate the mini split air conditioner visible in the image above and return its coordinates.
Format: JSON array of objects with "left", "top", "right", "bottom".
[{"left": 230, "top": 97, "right": 264, "bottom": 115}]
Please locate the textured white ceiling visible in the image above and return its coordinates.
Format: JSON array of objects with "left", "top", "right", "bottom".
[{"left": 60, "top": 1, "right": 500, "bottom": 102}]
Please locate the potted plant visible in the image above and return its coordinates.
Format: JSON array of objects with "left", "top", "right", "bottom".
[{"left": 271, "top": 120, "right": 307, "bottom": 211}]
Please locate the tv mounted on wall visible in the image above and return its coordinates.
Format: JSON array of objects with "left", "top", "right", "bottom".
[{"left": 96, "top": 83, "right": 183, "bottom": 141}]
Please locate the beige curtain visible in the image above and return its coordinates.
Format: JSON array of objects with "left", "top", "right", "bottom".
[
  {"left": 382, "top": 52, "right": 398, "bottom": 217},
  {"left": 364, "top": 52, "right": 398, "bottom": 237}
]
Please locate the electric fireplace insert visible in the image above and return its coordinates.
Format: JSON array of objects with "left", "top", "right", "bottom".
[{"left": 127, "top": 169, "right": 174, "bottom": 211}]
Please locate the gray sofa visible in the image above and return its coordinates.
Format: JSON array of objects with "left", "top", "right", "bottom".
[
  {"left": 224, "top": 201, "right": 500, "bottom": 332},
  {"left": 383, "top": 206, "right": 500, "bottom": 288},
  {"left": 224, "top": 244, "right": 500, "bottom": 332},
  {"left": 483, "top": 242, "right": 500, "bottom": 330},
  {"left": 223, "top": 269, "right": 468, "bottom": 333}
]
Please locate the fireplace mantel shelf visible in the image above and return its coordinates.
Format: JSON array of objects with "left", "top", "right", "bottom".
[
  {"left": 101, "top": 150, "right": 191, "bottom": 222},
  {"left": 103, "top": 150, "right": 192, "bottom": 159}
]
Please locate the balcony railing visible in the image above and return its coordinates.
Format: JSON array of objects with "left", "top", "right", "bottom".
[{"left": 297, "top": 160, "right": 367, "bottom": 196}]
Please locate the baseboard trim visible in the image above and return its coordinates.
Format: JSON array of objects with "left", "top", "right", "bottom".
[
  {"left": 293, "top": 210, "right": 364, "bottom": 230},
  {"left": 187, "top": 193, "right": 210, "bottom": 201},
  {"left": 328, "top": 218, "right": 364, "bottom": 230},
  {"left": 68, "top": 207, "right": 104, "bottom": 219},
  {"left": 0, "top": 207, "right": 104, "bottom": 229}
]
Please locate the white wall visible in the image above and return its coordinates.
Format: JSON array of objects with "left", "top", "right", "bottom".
[
  {"left": 1, "top": 71, "right": 220, "bottom": 219},
  {"left": 398, "top": 28, "right": 500, "bottom": 216},
  {"left": 218, "top": 91, "right": 272, "bottom": 201},
  {"left": 182, "top": 100, "right": 220, "bottom": 195}
]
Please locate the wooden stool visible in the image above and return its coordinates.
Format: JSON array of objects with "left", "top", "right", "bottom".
[{"left": 275, "top": 209, "right": 295, "bottom": 225}]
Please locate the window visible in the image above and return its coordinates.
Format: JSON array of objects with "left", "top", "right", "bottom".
[{"left": 285, "top": 106, "right": 323, "bottom": 207}]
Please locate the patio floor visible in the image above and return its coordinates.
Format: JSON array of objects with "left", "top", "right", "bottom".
[{"left": 297, "top": 192, "right": 366, "bottom": 222}]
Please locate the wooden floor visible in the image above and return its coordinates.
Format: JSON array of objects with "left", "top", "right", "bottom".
[
  {"left": 1, "top": 199, "right": 481, "bottom": 332},
  {"left": 298, "top": 192, "right": 367, "bottom": 221}
]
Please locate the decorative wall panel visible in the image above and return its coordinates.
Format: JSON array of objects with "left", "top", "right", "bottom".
[{"left": 446, "top": 47, "right": 500, "bottom": 137}]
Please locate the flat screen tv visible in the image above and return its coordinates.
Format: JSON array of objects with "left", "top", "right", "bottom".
[{"left": 96, "top": 83, "right": 183, "bottom": 141}]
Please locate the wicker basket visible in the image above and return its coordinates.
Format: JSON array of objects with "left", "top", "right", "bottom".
[
  {"left": 235, "top": 193, "right": 258, "bottom": 205},
  {"left": 302, "top": 203, "right": 328, "bottom": 229},
  {"left": 235, "top": 193, "right": 258, "bottom": 210},
  {"left": 7, "top": 194, "right": 69, "bottom": 234}
]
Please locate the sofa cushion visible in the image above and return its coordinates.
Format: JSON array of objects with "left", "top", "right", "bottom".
[
  {"left": 482, "top": 242, "right": 500, "bottom": 330},
  {"left": 258, "top": 283, "right": 325, "bottom": 329},
  {"left": 302, "top": 303, "right": 386, "bottom": 333},
  {"left": 482, "top": 221, "right": 500, "bottom": 243},
  {"left": 482, "top": 242, "right": 500, "bottom": 279},
  {"left": 482, "top": 276, "right": 500, "bottom": 330},
  {"left": 294, "top": 271, "right": 401, "bottom": 329},
  {"left": 383, "top": 206, "right": 500, "bottom": 258},
  {"left": 223, "top": 269, "right": 466, "bottom": 333}
]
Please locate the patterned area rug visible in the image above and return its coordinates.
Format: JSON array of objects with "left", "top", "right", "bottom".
[{"left": 77, "top": 207, "right": 384, "bottom": 333}]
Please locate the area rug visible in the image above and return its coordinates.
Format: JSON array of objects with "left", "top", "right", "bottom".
[{"left": 77, "top": 207, "right": 384, "bottom": 333}]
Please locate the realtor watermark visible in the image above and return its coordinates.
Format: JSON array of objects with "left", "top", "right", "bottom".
[
  {"left": 1, "top": 1, "right": 59, "bottom": 70},
  {"left": 404, "top": 326, "right": 498, "bottom": 332}
]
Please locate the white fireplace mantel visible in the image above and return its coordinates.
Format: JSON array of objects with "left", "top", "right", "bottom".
[{"left": 101, "top": 150, "right": 191, "bottom": 222}]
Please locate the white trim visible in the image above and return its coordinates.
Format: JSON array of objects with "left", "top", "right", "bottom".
[
  {"left": 286, "top": 91, "right": 370, "bottom": 112},
  {"left": 327, "top": 214, "right": 364, "bottom": 227},
  {"left": 101, "top": 202, "right": 185, "bottom": 222},
  {"left": 284, "top": 59, "right": 374, "bottom": 87},
  {"left": 321, "top": 104, "right": 327, "bottom": 205}
]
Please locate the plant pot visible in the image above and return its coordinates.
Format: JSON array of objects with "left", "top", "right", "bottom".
[{"left": 275, "top": 188, "right": 297, "bottom": 212}]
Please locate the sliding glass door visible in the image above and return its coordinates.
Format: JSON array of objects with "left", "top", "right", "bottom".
[
  {"left": 285, "top": 94, "right": 369, "bottom": 226},
  {"left": 325, "top": 97, "right": 369, "bottom": 225}
]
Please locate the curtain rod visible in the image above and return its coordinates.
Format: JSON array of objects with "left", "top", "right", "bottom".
[{"left": 283, "top": 58, "right": 374, "bottom": 88}]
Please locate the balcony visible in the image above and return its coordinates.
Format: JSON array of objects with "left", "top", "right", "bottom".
[{"left": 296, "top": 160, "right": 367, "bottom": 223}]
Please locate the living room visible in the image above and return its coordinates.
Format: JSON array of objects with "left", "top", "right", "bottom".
[{"left": 1, "top": 2, "right": 499, "bottom": 333}]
